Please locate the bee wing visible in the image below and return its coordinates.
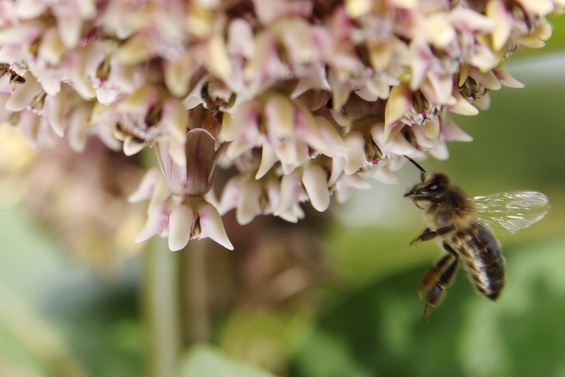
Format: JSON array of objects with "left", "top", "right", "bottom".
[{"left": 471, "top": 192, "right": 550, "bottom": 234}]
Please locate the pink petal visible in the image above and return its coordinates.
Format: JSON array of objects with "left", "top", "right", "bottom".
[
  {"left": 128, "top": 168, "right": 162, "bottom": 203},
  {"left": 198, "top": 203, "right": 234, "bottom": 250},
  {"left": 136, "top": 206, "right": 169, "bottom": 243}
]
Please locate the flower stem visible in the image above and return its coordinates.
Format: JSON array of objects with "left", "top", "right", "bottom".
[
  {"left": 181, "top": 240, "right": 210, "bottom": 344},
  {"left": 142, "top": 238, "right": 182, "bottom": 377}
]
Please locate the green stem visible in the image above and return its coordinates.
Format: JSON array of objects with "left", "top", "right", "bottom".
[
  {"left": 181, "top": 240, "right": 210, "bottom": 344},
  {"left": 142, "top": 238, "right": 182, "bottom": 377}
]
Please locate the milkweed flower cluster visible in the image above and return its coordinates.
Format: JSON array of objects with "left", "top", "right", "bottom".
[{"left": 0, "top": 0, "right": 563, "bottom": 251}]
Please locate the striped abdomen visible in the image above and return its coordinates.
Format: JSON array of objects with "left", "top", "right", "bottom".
[{"left": 448, "top": 222, "right": 505, "bottom": 300}]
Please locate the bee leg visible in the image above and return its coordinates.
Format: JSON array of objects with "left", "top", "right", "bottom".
[
  {"left": 410, "top": 225, "right": 455, "bottom": 245},
  {"left": 421, "top": 243, "right": 459, "bottom": 321}
]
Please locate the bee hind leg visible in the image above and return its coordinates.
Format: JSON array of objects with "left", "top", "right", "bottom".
[{"left": 420, "top": 242, "right": 459, "bottom": 321}]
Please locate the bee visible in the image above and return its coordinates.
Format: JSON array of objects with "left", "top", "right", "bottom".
[
  {"left": 0, "top": 63, "right": 26, "bottom": 84},
  {"left": 403, "top": 157, "right": 550, "bottom": 320}
]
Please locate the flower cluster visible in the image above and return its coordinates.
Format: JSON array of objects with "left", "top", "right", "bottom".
[{"left": 0, "top": 0, "right": 563, "bottom": 251}]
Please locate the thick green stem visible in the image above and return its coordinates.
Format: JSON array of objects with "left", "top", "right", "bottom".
[
  {"left": 142, "top": 238, "right": 182, "bottom": 377},
  {"left": 181, "top": 240, "right": 210, "bottom": 344}
]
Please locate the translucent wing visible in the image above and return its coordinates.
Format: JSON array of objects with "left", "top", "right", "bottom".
[{"left": 471, "top": 192, "right": 550, "bottom": 234}]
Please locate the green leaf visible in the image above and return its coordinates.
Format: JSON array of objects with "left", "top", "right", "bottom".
[{"left": 178, "top": 344, "right": 279, "bottom": 377}]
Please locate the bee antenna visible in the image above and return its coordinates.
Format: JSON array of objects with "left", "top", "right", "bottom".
[{"left": 404, "top": 156, "right": 427, "bottom": 181}]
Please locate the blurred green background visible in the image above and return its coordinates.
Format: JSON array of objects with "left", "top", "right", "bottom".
[{"left": 1, "top": 18, "right": 565, "bottom": 377}]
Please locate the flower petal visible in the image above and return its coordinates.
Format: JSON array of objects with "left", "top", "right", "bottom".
[
  {"left": 168, "top": 204, "right": 195, "bottom": 251},
  {"left": 198, "top": 203, "right": 234, "bottom": 250},
  {"left": 302, "top": 165, "right": 330, "bottom": 212}
]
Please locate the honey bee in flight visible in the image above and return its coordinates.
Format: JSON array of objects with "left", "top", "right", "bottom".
[
  {"left": 0, "top": 63, "right": 26, "bottom": 84},
  {"left": 404, "top": 157, "right": 550, "bottom": 321}
]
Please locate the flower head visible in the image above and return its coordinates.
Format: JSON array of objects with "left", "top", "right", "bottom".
[{"left": 1, "top": 0, "right": 563, "bottom": 251}]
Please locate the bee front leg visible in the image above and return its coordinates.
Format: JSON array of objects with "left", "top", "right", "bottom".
[
  {"left": 420, "top": 242, "right": 459, "bottom": 321},
  {"left": 409, "top": 225, "right": 455, "bottom": 245}
]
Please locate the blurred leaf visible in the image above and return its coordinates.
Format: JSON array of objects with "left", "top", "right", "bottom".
[
  {"left": 289, "top": 239, "right": 565, "bottom": 377},
  {"left": 178, "top": 344, "right": 280, "bottom": 377}
]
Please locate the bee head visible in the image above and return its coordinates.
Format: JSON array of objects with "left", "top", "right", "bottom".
[{"left": 404, "top": 173, "right": 450, "bottom": 207}]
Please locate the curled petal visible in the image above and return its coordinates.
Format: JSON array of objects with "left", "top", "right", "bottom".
[
  {"left": 384, "top": 85, "right": 411, "bottom": 142},
  {"left": 302, "top": 165, "right": 330, "bottom": 212},
  {"left": 128, "top": 168, "right": 163, "bottom": 203},
  {"left": 67, "top": 104, "right": 91, "bottom": 152},
  {"left": 44, "top": 90, "right": 67, "bottom": 137},
  {"left": 136, "top": 205, "right": 168, "bottom": 243},
  {"left": 237, "top": 179, "right": 262, "bottom": 225},
  {"left": 38, "top": 27, "right": 65, "bottom": 65},
  {"left": 161, "top": 98, "right": 188, "bottom": 144},
  {"left": 123, "top": 136, "right": 145, "bottom": 156},
  {"left": 198, "top": 203, "right": 234, "bottom": 250},
  {"left": 265, "top": 95, "right": 294, "bottom": 138},
  {"left": 343, "top": 132, "right": 366, "bottom": 175},
  {"left": 276, "top": 170, "right": 304, "bottom": 217},
  {"left": 256, "top": 143, "right": 278, "bottom": 179},
  {"left": 449, "top": 91, "right": 479, "bottom": 116},
  {"left": 168, "top": 205, "right": 196, "bottom": 251}
]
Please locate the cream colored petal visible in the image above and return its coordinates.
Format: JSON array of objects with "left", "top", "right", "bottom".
[
  {"left": 67, "top": 104, "right": 91, "bottom": 152},
  {"left": 487, "top": 0, "right": 513, "bottom": 51},
  {"left": 423, "top": 14, "right": 455, "bottom": 48},
  {"left": 117, "top": 34, "right": 152, "bottom": 65},
  {"left": 315, "top": 116, "right": 347, "bottom": 157},
  {"left": 277, "top": 140, "right": 308, "bottom": 175},
  {"left": 0, "top": 21, "right": 41, "bottom": 44},
  {"left": 198, "top": 203, "right": 234, "bottom": 250},
  {"left": 161, "top": 98, "right": 188, "bottom": 144},
  {"left": 264, "top": 94, "right": 294, "bottom": 138},
  {"left": 220, "top": 101, "right": 259, "bottom": 142},
  {"left": 117, "top": 85, "right": 159, "bottom": 113},
  {"left": 237, "top": 179, "right": 261, "bottom": 224},
  {"left": 14, "top": 0, "right": 47, "bottom": 18},
  {"left": 281, "top": 19, "right": 317, "bottom": 64},
  {"left": 495, "top": 69, "right": 524, "bottom": 88},
  {"left": 38, "top": 27, "right": 65, "bottom": 65},
  {"left": 123, "top": 136, "right": 145, "bottom": 156},
  {"left": 302, "top": 165, "right": 330, "bottom": 212},
  {"left": 128, "top": 168, "right": 162, "bottom": 203},
  {"left": 469, "top": 68, "right": 501, "bottom": 90},
  {"left": 164, "top": 53, "right": 194, "bottom": 97},
  {"left": 372, "top": 125, "right": 415, "bottom": 156},
  {"left": 226, "top": 138, "right": 256, "bottom": 159},
  {"left": 44, "top": 90, "right": 67, "bottom": 137},
  {"left": 276, "top": 170, "right": 303, "bottom": 216},
  {"left": 343, "top": 132, "right": 366, "bottom": 175},
  {"left": 56, "top": 11, "right": 82, "bottom": 48},
  {"left": 135, "top": 205, "right": 168, "bottom": 243},
  {"left": 227, "top": 19, "right": 254, "bottom": 58},
  {"left": 449, "top": 91, "right": 479, "bottom": 116},
  {"left": 470, "top": 45, "right": 500, "bottom": 72},
  {"left": 168, "top": 204, "right": 195, "bottom": 251},
  {"left": 16, "top": 111, "right": 41, "bottom": 147},
  {"left": 384, "top": 84, "right": 411, "bottom": 129},
  {"left": 204, "top": 35, "right": 232, "bottom": 81},
  {"left": 345, "top": 0, "right": 372, "bottom": 18},
  {"left": 421, "top": 118, "right": 440, "bottom": 139},
  {"left": 256, "top": 143, "right": 279, "bottom": 179}
]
